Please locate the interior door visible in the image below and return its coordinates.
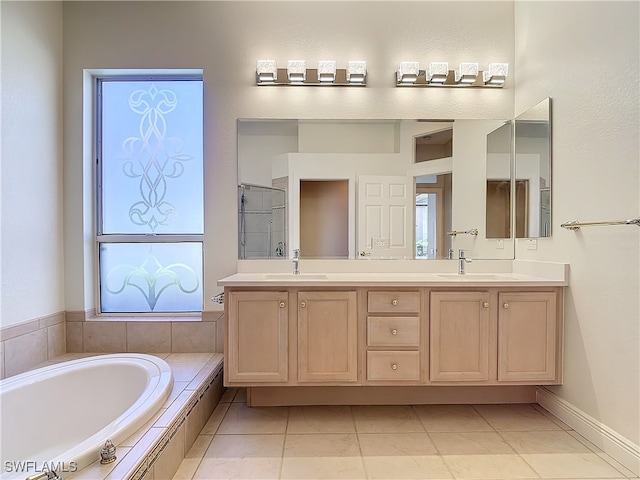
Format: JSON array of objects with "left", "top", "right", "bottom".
[{"left": 358, "top": 175, "right": 414, "bottom": 259}]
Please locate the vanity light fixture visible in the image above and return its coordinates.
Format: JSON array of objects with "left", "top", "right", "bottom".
[
  {"left": 256, "top": 59, "right": 367, "bottom": 86},
  {"left": 483, "top": 63, "right": 509, "bottom": 85},
  {"left": 287, "top": 60, "right": 306, "bottom": 83},
  {"left": 395, "top": 61, "right": 508, "bottom": 88}
]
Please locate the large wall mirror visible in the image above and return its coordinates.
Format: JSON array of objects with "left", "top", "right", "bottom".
[
  {"left": 237, "top": 118, "right": 521, "bottom": 261},
  {"left": 515, "top": 97, "right": 552, "bottom": 238}
]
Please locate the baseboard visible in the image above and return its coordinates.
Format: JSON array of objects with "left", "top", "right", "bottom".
[{"left": 537, "top": 386, "right": 640, "bottom": 476}]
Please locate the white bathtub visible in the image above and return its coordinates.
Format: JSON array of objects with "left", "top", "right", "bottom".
[{"left": 0, "top": 354, "right": 172, "bottom": 479}]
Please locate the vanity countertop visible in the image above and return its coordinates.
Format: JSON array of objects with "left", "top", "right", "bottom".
[{"left": 218, "top": 271, "right": 568, "bottom": 287}]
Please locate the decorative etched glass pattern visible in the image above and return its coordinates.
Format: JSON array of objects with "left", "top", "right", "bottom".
[
  {"left": 100, "top": 243, "right": 203, "bottom": 313},
  {"left": 101, "top": 80, "right": 203, "bottom": 234}
]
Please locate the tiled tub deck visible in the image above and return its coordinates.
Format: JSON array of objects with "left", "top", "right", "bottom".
[{"left": 35, "top": 352, "right": 224, "bottom": 480}]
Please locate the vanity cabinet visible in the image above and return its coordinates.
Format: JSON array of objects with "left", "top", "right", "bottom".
[
  {"left": 430, "top": 291, "right": 493, "bottom": 382},
  {"left": 297, "top": 291, "right": 358, "bottom": 383},
  {"left": 498, "top": 291, "right": 559, "bottom": 382},
  {"left": 225, "top": 290, "right": 289, "bottom": 384},
  {"left": 365, "top": 290, "right": 422, "bottom": 383}
]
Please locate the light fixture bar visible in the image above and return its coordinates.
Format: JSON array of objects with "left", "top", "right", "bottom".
[
  {"left": 256, "top": 60, "right": 367, "bottom": 86},
  {"left": 395, "top": 62, "right": 508, "bottom": 88}
]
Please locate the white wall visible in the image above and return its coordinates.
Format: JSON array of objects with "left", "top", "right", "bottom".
[
  {"left": 515, "top": 0, "right": 639, "bottom": 450},
  {"left": 61, "top": 1, "right": 514, "bottom": 311},
  {"left": 0, "top": 1, "right": 64, "bottom": 328}
]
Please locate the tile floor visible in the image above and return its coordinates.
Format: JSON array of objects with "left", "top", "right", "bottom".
[{"left": 172, "top": 389, "right": 638, "bottom": 480}]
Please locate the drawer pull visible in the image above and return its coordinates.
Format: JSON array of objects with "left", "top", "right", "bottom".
[
  {"left": 391, "top": 328, "right": 398, "bottom": 336},
  {"left": 391, "top": 299, "right": 399, "bottom": 306},
  {"left": 300, "top": 301, "right": 307, "bottom": 308},
  {"left": 391, "top": 363, "right": 398, "bottom": 370},
  {"left": 503, "top": 302, "right": 510, "bottom": 309},
  {"left": 482, "top": 302, "right": 489, "bottom": 308},
  {"left": 279, "top": 301, "right": 286, "bottom": 308}
]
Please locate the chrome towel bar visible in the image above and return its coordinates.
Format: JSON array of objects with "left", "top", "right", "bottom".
[{"left": 561, "top": 217, "right": 640, "bottom": 231}]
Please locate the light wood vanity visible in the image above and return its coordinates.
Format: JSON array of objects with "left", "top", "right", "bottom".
[{"left": 219, "top": 272, "right": 566, "bottom": 406}]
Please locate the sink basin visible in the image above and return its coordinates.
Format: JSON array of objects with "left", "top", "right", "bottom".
[
  {"left": 438, "top": 274, "right": 510, "bottom": 280},
  {"left": 263, "top": 273, "right": 328, "bottom": 280}
]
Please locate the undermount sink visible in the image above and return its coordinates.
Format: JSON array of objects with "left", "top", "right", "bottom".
[
  {"left": 263, "top": 273, "right": 329, "bottom": 280},
  {"left": 438, "top": 274, "right": 510, "bottom": 280}
]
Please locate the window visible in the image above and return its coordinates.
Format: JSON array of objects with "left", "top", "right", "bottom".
[{"left": 96, "top": 77, "right": 203, "bottom": 313}]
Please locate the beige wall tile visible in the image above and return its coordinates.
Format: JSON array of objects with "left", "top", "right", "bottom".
[
  {"left": 65, "top": 311, "right": 86, "bottom": 322},
  {"left": 66, "top": 321, "right": 83, "bottom": 353},
  {"left": 0, "top": 341, "right": 5, "bottom": 380},
  {"left": 39, "top": 311, "right": 65, "bottom": 329},
  {"left": 215, "top": 319, "right": 224, "bottom": 353},
  {"left": 83, "top": 321, "right": 126, "bottom": 352},
  {"left": 0, "top": 318, "right": 39, "bottom": 341},
  {"left": 171, "top": 322, "right": 215, "bottom": 353},
  {"left": 201, "top": 311, "right": 223, "bottom": 322},
  {"left": 185, "top": 398, "right": 208, "bottom": 454},
  {"left": 153, "top": 423, "right": 185, "bottom": 480},
  {"left": 47, "top": 321, "right": 66, "bottom": 359},
  {"left": 4, "top": 329, "right": 48, "bottom": 377},
  {"left": 127, "top": 322, "right": 171, "bottom": 353}
]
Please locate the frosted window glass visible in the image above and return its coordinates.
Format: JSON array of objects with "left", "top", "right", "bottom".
[
  {"left": 100, "top": 243, "right": 203, "bottom": 313},
  {"left": 101, "top": 80, "right": 203, "bottom": 234}
]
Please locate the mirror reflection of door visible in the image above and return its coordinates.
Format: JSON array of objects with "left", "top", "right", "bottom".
[{"left": 415, "top": 174, "right": 451, "bottom": 259}]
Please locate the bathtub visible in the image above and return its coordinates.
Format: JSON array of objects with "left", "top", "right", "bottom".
[{"left": 0, "top": 354, "right": 172, "bottom": 479}]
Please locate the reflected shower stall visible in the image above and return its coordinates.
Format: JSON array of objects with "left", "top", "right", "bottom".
[{"left": 238, "top": 184, "right": 287, "bottom": 259}]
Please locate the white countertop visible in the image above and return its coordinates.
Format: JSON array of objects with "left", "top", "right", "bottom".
[{"left": 217, "top": 271, "right": 568, "bottom": 287}]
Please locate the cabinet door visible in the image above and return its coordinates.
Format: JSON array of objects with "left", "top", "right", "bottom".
[
  {"left": 498, "top": 291, "right": 557, "bottom": 382},
  {"left": 298, "top": 291, "right": 358, "bottom": 383},
  {"left": 226, "top": 291, "right": 288, "bottom": 383},
  {"left": 430, "top": 291, "right": 491, "bottom": 382}
]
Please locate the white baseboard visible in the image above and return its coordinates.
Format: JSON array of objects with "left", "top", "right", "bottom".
[{"left": 537, "top": 386, "right": 640, "bottom": 476}]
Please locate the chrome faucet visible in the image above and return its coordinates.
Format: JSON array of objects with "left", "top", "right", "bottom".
[
  {"left": 292, "top": 249, "right": 300, "bottom": 275},
  {"left": 458, "top": 249, "right": 472, "bottom": 275},
  {"left": 26, "top": 471, "right": 61, "bottom": 480}
]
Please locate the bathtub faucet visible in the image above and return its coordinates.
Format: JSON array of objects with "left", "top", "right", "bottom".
[
  {"left": 292, "top": 249, "right": 300, "bottom": 275},
  {"left": 25, "top": 471, "right": 61, "bottom": 480}
]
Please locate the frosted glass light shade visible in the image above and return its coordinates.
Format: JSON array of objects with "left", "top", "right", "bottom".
[
  {"left": 287, "top": 60, "right": 306, "bottom": 82},
  {"left": 483, "top": 63, "right": 509, "bottom": 85},
  {"left": 398, "top": 61, "right": 420, "bottom": 83},
  {"left": 347, "top": 61, "right": 367, "bottom": 83},
  {"left": 455, "top": 62, "right": 479, "bottom": 84},
  {"left": 428, "top": 62, "right": 449, "bottom": 83},
  {"left": 256, "top": 60, "right": 278, "bottom": 82},
  {"left": 317, "top": 60, "right": 337, "bottom": 82}
]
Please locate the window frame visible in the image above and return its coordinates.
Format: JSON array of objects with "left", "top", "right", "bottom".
[{"left": 95, "top": 75, "right": 204, "bottom": 315}]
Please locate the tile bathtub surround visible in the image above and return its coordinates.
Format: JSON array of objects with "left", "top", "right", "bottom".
[
  {"left": 47, "top": 352, "right": 226, "bottom": 480},
  {"left": 0, "top": 311, "right": 66, "bottom": 379},
  {"left": 66, "top": 313, "right": 223, "bottom": 355},
  {"left": 174, "top": 398, "right": 636, "bottom": 480}
]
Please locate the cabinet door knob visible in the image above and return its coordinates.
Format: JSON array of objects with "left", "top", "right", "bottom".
[
  {"left": 279, "top": 301, "right": 286, "bottom": 308},
  {"left": 482, "top": 302, "right": 489, "bottom": 308},
  {"left": 391, "top": 363, "right": 398, "bottom": 370},
  {"left": 391, "top": 299, "right": 398, "bottom": 306},
  {"left": 391, "top": 328, "right": 398, "bottom": 335},
  {"left": 503, "top": 302, "right": 510, "bottom": 309},
  {"left": 300, "top": 301, "right": 306, "bottom": 308}
]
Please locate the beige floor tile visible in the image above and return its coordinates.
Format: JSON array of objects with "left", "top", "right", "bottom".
[
  {"left": 358, "top": 433, "right": 438, "bottom": 456},
  {"left": 353, "top": 405, "right": 425, "bottom": 433},
  {"left": 233, "top": 388, "right": 247, "bottom": 403},
  {"left": 281, "top": 456, "right": 367, "bottom": 480},
  {"left": 171, "top": 457, "right": 201, "bottom": 480},
  {"left": 413, "top": 405, "right": 494, "bottom": 432},
  {"left": 520, "top": 452, "right": 626, "bottom": 479},
  {"left": 430, "top": 432, "right": 515, "bottom": 455},
  {"left": 287, "top": 405, "right": 356, "bottom": 433},
  {"left": 473, "top": 404, "right": 563, "bottom": 431},
  {"left": 284, "top": 433, "right": 361, "bottom": 457},
  {"left": 193, "top": 433, "right": 284, "bottom": 479},
  {"left": 362, "top": 455, "right": 452, "bottom": 479},
  {"left": 217, "top": 403, "right": 289, "bottom": 434},
  {"left": 200, "top": 402, "right": 231, "bottom": 435},
  {"left": 501, "top": 430, "right": 593, "bottom": 454},
  {"left": 185, "top": 434, "right": 214, "bottom": 459},
  {"left": 531, "top": 404, "right": 572, "bottom": 430},
  {"left": 443, "top": 454, "right": 538, "bottom": 479},
  {"left": 219, "top": 387, "right": 238, "bottom": 403}
]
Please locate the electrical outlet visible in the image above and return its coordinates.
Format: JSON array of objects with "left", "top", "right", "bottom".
[
  {"left": 496, "top": 239, "right": 504, "bottom": 249},
  {"left": 526, "top": 239, "right": 538, "bottom": 250}
]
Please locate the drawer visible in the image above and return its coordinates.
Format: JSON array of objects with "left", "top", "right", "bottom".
[
  {"left": 367, "top": 351, "right": 420, "bottom": 381},
  {"left": 367, "top": 317, "right": 420, "bottom": 347},
  {"left": 368, "top": 291, "right": 421, "bottom": 313}
]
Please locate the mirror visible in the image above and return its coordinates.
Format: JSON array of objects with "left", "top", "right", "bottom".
[
  {"left": 486, "top": 121, "right": 513, "bottom": 238},
  {"left": 514, "top": 98, "right": 552, "bottom": 237},
  {"left": 238, "top": 118, "right": 514, "bottom": 260}
]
